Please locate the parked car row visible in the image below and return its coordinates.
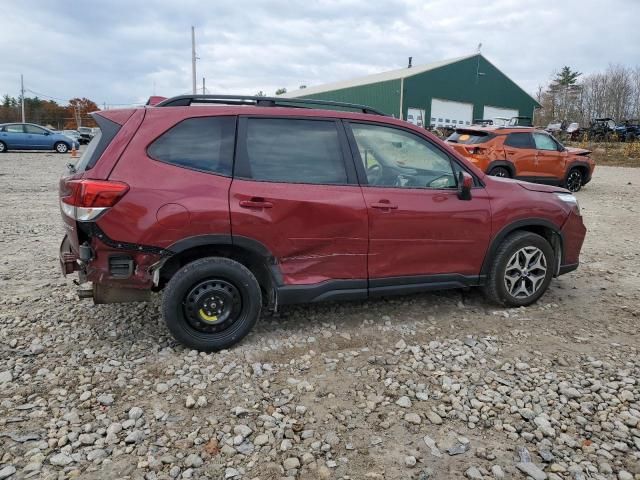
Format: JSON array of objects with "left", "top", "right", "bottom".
[
  {"left": 545, "top": 118, "right": 640, "bottom": 142},
  {"left": 0, "top": 123, "right": 80, "bottom": 153}
]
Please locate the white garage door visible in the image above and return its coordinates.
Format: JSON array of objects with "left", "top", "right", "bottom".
[
  {"left": 430, "top": 99, "right": 473, "bottom": 128},
  {"left": 483, "top": 106, "right": 519, "bottom": 126}
]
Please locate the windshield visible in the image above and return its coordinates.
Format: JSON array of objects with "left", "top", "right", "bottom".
[{"left": 447, "top": 130, "right": 493, "bottom": 144}]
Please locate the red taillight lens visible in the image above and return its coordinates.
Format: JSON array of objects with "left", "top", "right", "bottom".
[{"left": 61, "top": 179, "right": 129, "bottom": 208}]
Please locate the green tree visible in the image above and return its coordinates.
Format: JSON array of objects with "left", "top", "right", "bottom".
[
  {"left": 255, "top": 90, "right": 266, "bottom": 97},
  {"left": 275, "top": 88, "right": 287, "bottom": 96},
  {"left": 553, "top": 66, "right": 582, "bottom": 87}
]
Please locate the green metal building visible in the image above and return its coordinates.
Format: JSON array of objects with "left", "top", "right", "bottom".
[{"left": 283, "top": 54, "right": 540, "bottom": 128}]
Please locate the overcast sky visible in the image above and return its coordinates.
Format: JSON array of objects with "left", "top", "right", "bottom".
[{"left": 1, "top": 0, "right": 638, "bottom": 107}]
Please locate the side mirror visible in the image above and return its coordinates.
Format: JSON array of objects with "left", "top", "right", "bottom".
[
  {"left": 44, "top": 131, "right": 51, "bottom": 135},
  {"left": 457, "top": 171, "right": 473, "bottom": 201}
]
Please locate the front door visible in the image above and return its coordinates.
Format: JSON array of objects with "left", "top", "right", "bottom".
[
  {"left": 345, "top": 121, "right": 492, "bottom": 282},
  {"left": 533, "top": 132, "right": 565, "bottom": 181},
  {"left": 230, "top": 117, "right": 368, "bottom": 286},
  {"left": 24, "top": 124, "right": 51, "bottom": 149}
]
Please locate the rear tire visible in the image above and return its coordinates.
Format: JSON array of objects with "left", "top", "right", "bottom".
[
  {"left": 564, "top": 168, "right": 583, "bottom": 192},
  {"left": 483, "top": 231, "right": 555, "bottom": 308},
  {"left": 0, "top": 141, "right": 6, "bottom": 153},
  {"left": 162, "top": 257, "right": 261, "bottom": 352},
  {"left": 54, "top": 142, "right": 69, "bottom": 154},
  {"left": 489, "top": 166, "right": 511, "bottom": 178}
]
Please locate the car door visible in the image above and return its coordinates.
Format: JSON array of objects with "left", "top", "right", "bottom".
[
  {"left": 344, "top": 121, "right": 492, "bottom": 284},
  {"left": 24, "top": 124, "right": 51, "bottom": 149},
  {"left": 229, "top": 116, "right": 368, "bottom": 288},
  {"left": 1, "top": 124, "right": 27, "bottom": 148},
  {"left": 502, "top": 132, "right": 536, "bottom": 177},
  {"left": 533, "top": 132, "right": 566, "bottom": 181}
]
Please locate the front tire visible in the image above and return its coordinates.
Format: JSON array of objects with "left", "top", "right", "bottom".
[
  {"left": 564, "top": 168, "right": 583, "bottom": 192},
  {"left": 483, "top": 232, "right": 554, "bottom": 307},
  {"left": 162, "top": 257, "right": 261, "bottom": 352},
  {"left": 489, "top": 166, "right": 511, "bottom": 178},
  {"left": 54, "top": 142, "right": 69, "bottom": 154}
]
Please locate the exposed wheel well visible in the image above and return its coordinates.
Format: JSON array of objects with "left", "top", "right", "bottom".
[{"left": 158, "top": 244, "right": 276, "bottom": 307}]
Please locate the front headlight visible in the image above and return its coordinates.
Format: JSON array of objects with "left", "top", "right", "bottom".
[{"left": 554, "top": 193, "right": 580, "bottom": 215}]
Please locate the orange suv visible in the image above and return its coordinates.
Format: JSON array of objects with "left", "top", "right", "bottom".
[{"left": 446, "top": 126, "right": 595, "bottom": 192}]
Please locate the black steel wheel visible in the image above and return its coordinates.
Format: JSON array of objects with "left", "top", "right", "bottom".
[{"left": 162, "top": 257, "right": 261, "bottom": 352}]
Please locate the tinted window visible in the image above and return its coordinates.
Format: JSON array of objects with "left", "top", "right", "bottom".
[
  {"left": 242, "top": 118, "right": 347, "bottom": 184},
  {"left": 148, "top": 117, "right": 235, "bottom": 175},
  {"left": 504, "top": 132, "right": 533, "bottom": 148},
  {"left": 448, "top": 130, "right": 493, "bottom": 145},
  {"left": 24, "top": 124, "right": 47, "bottom": 134},
  {"left": 533, "top": 133, "right": 559, "bottom": 151},
  {"left": 351, "top": 123, "right": 456, "bottom": 189},
  {"left": 5, "top": 124, "right": 24, "bottom": 133}
]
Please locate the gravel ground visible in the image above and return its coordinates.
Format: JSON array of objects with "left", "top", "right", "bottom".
[{"left": 0, "top": 151, "right": 639, "bottom": 480}]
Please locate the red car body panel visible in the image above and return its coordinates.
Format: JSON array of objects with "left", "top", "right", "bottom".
[
  {"left": 59, "top": 103, "right": 587, "bottom": 298},
  {"left": 229, "top": 179, "right": 368, "bottom": 284}
]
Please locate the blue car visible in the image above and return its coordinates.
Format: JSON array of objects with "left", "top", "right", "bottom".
[{"left": 0, "top": 123, "right": 80, "bottom": 153}]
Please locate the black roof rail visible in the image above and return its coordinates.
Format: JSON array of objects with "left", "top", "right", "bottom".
[{"left": 154, "top": 94, "right": 389, "bottom": 116}]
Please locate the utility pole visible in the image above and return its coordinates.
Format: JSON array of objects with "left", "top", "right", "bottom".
[
  {"left": 20, "top": 74, "right": 25, "bottom": 123},
  {"left": 202, "top": 77, "right": 205, "bottom": 95},
  {"left": 191, "top": 26, "right": 197, "bottom": 94}
]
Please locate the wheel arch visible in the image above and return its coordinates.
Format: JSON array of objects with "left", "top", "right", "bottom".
[
  {"left": 159, "top": 235, "right": 280, "bottom": 306},
  {"left": 486, "top": 160, "right": 515, "bottom": 177},
  {"left": 566, "top": 161, "right": 590, "bottom": 180},
  {"left": 481, "top": 219, "right": 565, "bottom": 278}
]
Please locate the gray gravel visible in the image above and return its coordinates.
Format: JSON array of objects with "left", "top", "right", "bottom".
[{"left": 1, "top": 151, "right": 639, "bottom": 479}]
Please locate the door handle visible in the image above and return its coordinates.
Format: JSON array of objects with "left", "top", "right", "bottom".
[
  {"left": 371, "top": 201, "right": 398, "bottom": 210},
  {"left": 239, "top": 198, "right": 273, "bottom": 209}
]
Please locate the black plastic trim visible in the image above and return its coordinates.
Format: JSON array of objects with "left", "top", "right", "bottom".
[
  {"left": 515, "top": 176, "right": 561, "bottom": 186},
  {"left": 480, "top": 219, "right": 564, "bottom": 276},
  {"left": 78, "top": 115, "right": 122, "bottom": 171},
  {"left": 80, "top": 223, "right": 173, "bottom": 256},
  {"left": 277, "top": 280, "right": 368, "bottom": 305},
  {"left": 369, "top": 274, "right": 482, "bottom": 297},
  {"left": 558, "top": 262, "right": 579, "bottom": 275}
]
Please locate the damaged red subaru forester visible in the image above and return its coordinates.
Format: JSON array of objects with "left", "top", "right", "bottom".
[{"left": 60, "top": 95, "right": 586, "bottom": 351}]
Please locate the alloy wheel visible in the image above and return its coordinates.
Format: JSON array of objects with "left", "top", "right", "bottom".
[
  {"left": 566, "top": 170, "right": 582, "bottom": 192},
  {"left": 503, "top": 246, "right": 547, "bottom": 299}
]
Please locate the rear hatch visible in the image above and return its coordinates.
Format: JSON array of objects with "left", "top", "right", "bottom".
[
  {"left": 59, "top": 108, "right": 144, "bottom": 259},
  {"left": 446, "top": 129, "right": 498, "bottom": 159}
]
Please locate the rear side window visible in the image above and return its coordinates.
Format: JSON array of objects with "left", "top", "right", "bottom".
[
  {"left": 240, "top": 118, "right": 347, "bottom": 184},
  {"left": 447, "top": 130, "right": 493, "bottom": 144},
  {"left": 504, "top": 132, "right": 534, "bottom": 148},
  {"left": 148, "top": 117, "right": 236, "bottom": 175}
]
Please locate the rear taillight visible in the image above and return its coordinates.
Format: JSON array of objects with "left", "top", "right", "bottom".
[{"left": 60, "top": 179, "right": 129, "bottom": 221}]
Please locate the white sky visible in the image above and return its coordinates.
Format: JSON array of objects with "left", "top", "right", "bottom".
[{"left": 1, "top": 0, "right": 638, "bottom": 107}]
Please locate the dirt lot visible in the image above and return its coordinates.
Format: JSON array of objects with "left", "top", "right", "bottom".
[{"left": 0, "top": 151, "right": 639, "bottom": 480}]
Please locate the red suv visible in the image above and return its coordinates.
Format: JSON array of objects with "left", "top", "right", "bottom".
[{"left": 59, "top": 95, "right": 586, "bottom": 351}]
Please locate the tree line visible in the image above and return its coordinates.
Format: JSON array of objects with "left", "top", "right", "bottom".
[
  {"left": 535, "top": 65, "right": 640, "bottom": 127},
  {"left": 0, "top": 95, "right": 99, "bottom": 130}
]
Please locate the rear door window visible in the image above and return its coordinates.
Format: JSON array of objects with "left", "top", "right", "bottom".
[
  {"left": 504, "top": 132, "right": 534, "bottom": 148},
  {"left": 238, "top": 118, "right": 348, "bottom": 184},
  {"left": 148, "top": 116, "right": 236, "bottom": 175},
  {"left": 5, "top": 124, "right": 24, "bottom": 133}
]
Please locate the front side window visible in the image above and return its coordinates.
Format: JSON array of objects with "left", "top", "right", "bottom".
[
  {"left": 147, "top": 116, "right": 235, "bottom": 175},
  {"left": 242, "top": 118, "right": 347, "bottom": 184},
  {"left": 533, "top": 133, "right": 559, "bottom": 151},
  {"left": 24, "top": 124, "right": 47, "bottom": 135},
  {"left": 504, "top": 132, "right": 534, "bottom": 149},
  {"left": 350, "top": 123, "right": 456, "bottom": 189}
]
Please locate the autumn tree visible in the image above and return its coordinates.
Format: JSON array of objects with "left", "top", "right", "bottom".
[{"left": 65, "top": 98, "right": 99, "bottom": 129}]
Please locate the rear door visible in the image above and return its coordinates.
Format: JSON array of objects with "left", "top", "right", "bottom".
[
  {"left": 503, "top": 132, "right": 536, "bottom": 177},
  {"left": 230, "top": 117, "right": 368, "bottom": 286},
  {"left": 345, "top": 121, "right": 492, "bottom": 282},
  {"left": 1, "top": 124, "right": 26, "bottom": 148},
  {"left": 533, "top": 132, "right": 566, "bottom": 180}
]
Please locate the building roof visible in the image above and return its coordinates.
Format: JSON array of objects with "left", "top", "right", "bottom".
[
  {"left": 283, "top": 54, "right": 477, "bottom": 98},
  {"left": 283, "top": 53, "right": 540, "bottom": 106}
]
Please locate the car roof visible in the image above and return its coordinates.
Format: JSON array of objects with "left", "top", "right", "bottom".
[{"left": 455, "top": 126, "right": 538, "bottom": 134}]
